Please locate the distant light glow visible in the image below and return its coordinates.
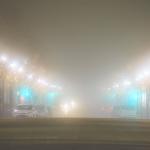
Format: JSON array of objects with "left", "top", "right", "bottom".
[
  {"left": 71, "top": 101, "right": 76, "bottom": 108},
  {"left": 143, "top": 70, "right": 150, "bottom": 76},
  {"left": 41, "top": 80, "right": 48, "bottom": 86},
  {"left": 123, "top": 80, "right": 131, "bottom": 86},
  {"left": 135, "top": 70, "right": 150, "bottom": 82},
  {"left": 27, "top": 74, "right": 33, "bottom": 80},
  {"left": 135, "top": 74, "right": 144, "bottom": 81},
  {"left": 14, "top": 109, "right": 18, "bottom": 112},
  {"left": 113, "top": 83, "right": 119, "bottom": 88},
  {"left": 37, "top": 78, "right": 42, "bottom": 83},
  {"left": 0, "top": 55, "right": 8, "bottom": 62},
  {"left": 18, "top": 67, "right": 24, "bottom": 73},
  {"left": 61, "top": 103, "right": 70, "bottom": 114},
  {"left": 9, "top": 62, "right": 18, "bottom": 69},
  {"left": 37, "top": 78, "right": 48, "bottom": 86},
  {"left": 60, "top": 100, "right": 77, "bottom": 115}
]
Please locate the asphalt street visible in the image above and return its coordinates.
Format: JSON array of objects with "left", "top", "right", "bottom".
[
  {"left": 1, "top": 143, "right": 150, "bottom": 150},
  {"left": 0, "top": 118, "right": 150, "bottom": 149}
]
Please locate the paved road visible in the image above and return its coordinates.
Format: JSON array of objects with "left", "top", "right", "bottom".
[
  {"left": 0, "top": 118, "right": 150, "bottom": 149},
  {"left": 1, "top": 143, "right": 150, "bottom": 150}
]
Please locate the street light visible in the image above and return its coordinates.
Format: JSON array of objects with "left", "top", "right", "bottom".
[
  {"left": 18, "top": 67, "right": 24, "bottom": 73},
  {"left": 135, "top": 74, "right": 145, "bottom": 82},
  {"left": 27, "top": 74, "right": 33, "bottom": 80},
  {"left": 0, "top": 55, "right": 8, "bottom": 63},
  {"left": 37, "top": 78, "right": 49, "bottom": 87},
  {"left": 41, "top": 79, "right": 48, "bottom": 86},
  {"left": 60, "top": 100, "right": 77, "bottom": 115},
  {"left": 123, "top": 80, "right": 131, "bottom": 86},
  {"left": 70, "top": 101, "right": 76, "bottom": 108},
  {"left": 143, "top": 70, "right": 150, "bottom": 77},
  {"left": 61, "top": 103, "right": 70, "bottom": 114},
  {"left": 9, "top": 62, "right": 18, "bottom": 70}
]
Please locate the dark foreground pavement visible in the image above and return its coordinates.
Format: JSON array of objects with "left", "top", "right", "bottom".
[
  {"left": 0, "top": 118, "right": 150, "bottom": 149},
  {"left": 1, "top": 143, "right": 150, "bottom": 150}
]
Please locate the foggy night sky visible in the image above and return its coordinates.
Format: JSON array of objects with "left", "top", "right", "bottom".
[{"left": 0, "top": 0, "right": 150, "bottom": 116}]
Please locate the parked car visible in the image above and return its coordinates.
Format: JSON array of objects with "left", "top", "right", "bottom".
[{"left": 13, "top": 104, "right": 38, "bottom": 118}]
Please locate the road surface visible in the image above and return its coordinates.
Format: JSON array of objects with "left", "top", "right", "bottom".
[
  {"left": 1, "top": 143, "right": 150, "bottom": 150},
  {"left": 0, "top": 118, "right": 150, "bottom": 149}
]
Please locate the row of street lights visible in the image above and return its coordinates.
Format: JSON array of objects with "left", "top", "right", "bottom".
[
  {"left": 0, "top": 53, "right": 79, "bottom": 117},
  {"left": 106, "top": 67, "right": 150, "bottom": 118},
  {"left": 0, "top": 54, "right": 62, "bottom": 91},
  {"left": 110, "top": 70, "right": 150, "bottom": 90},
  {"left": 0, "top": 53, "right": 63, "bottom": 116}
]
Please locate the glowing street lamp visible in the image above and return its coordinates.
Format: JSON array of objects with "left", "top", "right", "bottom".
[
  {"left": 61, "top": 103, "right": 70, "bottom": 114},
  {"left": 123, "top": 80, "right": 131, "bottom": 86},
  {"left": 61, "top": 100, "right": 77, "bottom": 115},
  {"left": 70, "top": 101, "right": 76, "bottom": 108},
  {"left": 18, "top": 67, "right": 24, "bottom": 73},
  {"left": 9, "top": 62, "right": 18, "bottom": 70},
  {"left": 143, "top": 70, "right": 150, "bottom": 77},
  {"left": 135, "top": 70, "right": 150, "bottom": 82},
  {"left": 0, "top": 55, "right": 8, "bottom": 63},
  {"left": 27, "top": 74, "right": 33, "bottom": 80},
  {"left": 37, "top": 78, "right": 49, "bottom": 87},
  {"left": 37, "top": 78, "right": 44, "bottom": 84},
  {"left": 37, "top": 78, "right": 42, "bottom": 83},
  {"left": 135, "top": 74, "right": 145, "bottom": 82},
  {"left": 41, "top": 80, "right": 48, "bottom": 86}
]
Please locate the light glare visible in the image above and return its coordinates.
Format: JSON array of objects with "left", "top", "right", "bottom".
[
  {"left": 61, "top": 103, "right": 70, "bottom": 114},
  {"left": 9, "top": 62, "right": 18, "bottom": 69},
  {"left": 113, "top": 83, "right": 119, "bottom": 88},
  {"left": 123, "top": 80, "right": 131, "bottom": 86},
  {"left": 27, "top": 74, "right": 33, "bottom": 80},
  {"left": 0, "top": 55, "right": 8, "bottom": 62},
  {"left": 18, "top": 67, "right": 24, "bottom": 73}
]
